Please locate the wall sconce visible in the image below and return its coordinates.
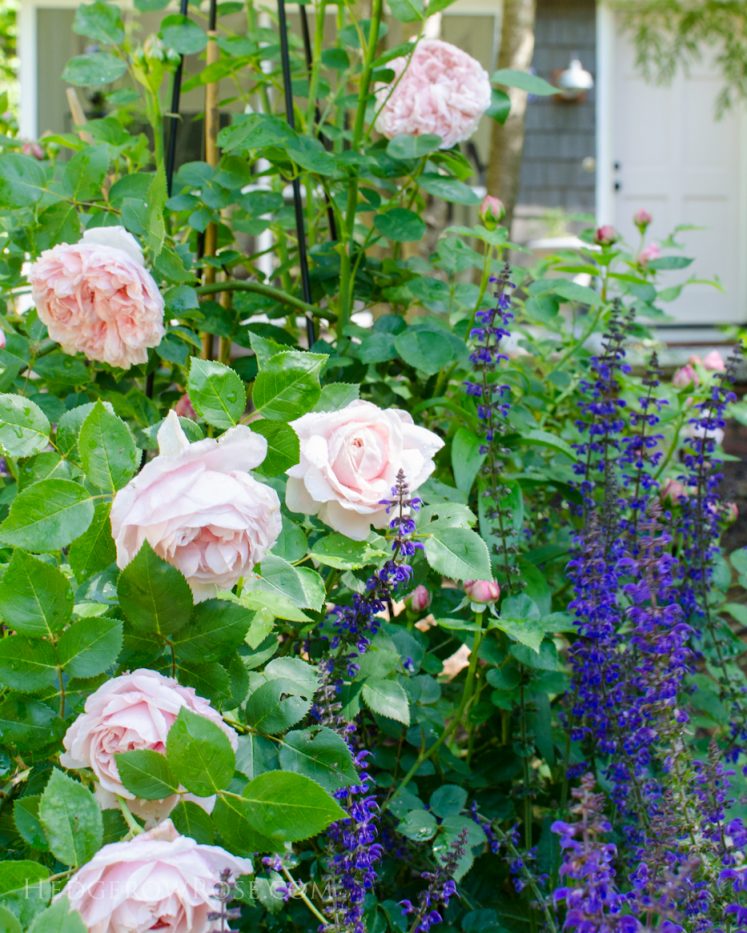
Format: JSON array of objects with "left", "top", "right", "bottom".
[{"left": 553, "top": 57, "right": 594, "bottom": 103}]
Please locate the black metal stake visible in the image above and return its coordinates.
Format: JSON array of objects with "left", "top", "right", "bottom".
[
  {"left": 277, "top": 0, "right": 316, "bottom": 348},
  {"left": 165, "top": 0, "right": 190, "bottom": 197}
]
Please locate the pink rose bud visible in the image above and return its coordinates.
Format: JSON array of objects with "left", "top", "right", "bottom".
[
  {"left": 672, "top": 363, "right": 699, "bottom": 389},
  {"left": 465, "top": 579, "right": 501, "bottom": 604},
  {"left": 660, "top": 478, "right": 687, "bottom": 502},
  {"left": 634, "top": 208, "right": 652, "bottom": 231},
  {"left": 725, "top": 502, "right": 739, "bottom": 524},
  {"left": 174, "top": 393, "right": 197, "bottom": 419},
  {"left": 0, "top": 330, "right": 6, "bottom": 350},
  {"left": 406, "top": 585, "right": 431, "bottom": 613},
  {"left": 637, "top": 243, "right": 662, "bottom": 266},
  {"left": 702, "top": 350, "right": 726, "bottom": 373},
  {"left": 21, "top": 140, "right": 44, "bottom": 160},
  {"left": 594, "top": 224, "right": 619, "bottom": 247},
  {"left": 479, "top": 195, "right": 506, "bottom": 230}
]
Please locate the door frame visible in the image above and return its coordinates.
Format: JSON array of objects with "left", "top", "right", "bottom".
[{"left": 596, "top": 2, "right": 747, "bottom": 333}]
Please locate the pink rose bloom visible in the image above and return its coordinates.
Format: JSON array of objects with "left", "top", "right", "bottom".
[
  {"left": 59, "top": 819, "right": 252, "bottom": 933},
  {"left": 406, "top": 584, "right": 432, "bottom": 613},
  {"left": 28, "top": 226, "right": 164, "bottom": 369},
  {"left": 633, "top": 208, "right": 652, "bottom": 231},
  {"left": 637, "top": 243, "right": 662, "bottom": 265},
  {"left": 703, "top": 350, "right": 726, "bottom": 372},
  {"left": 375, "top": 39, "right": 492, "bottom": 149},
  {"left": 111, "top": 411, "right": 281, "bottom": 601},
  {"left": 594, "top": 225, "right": 619, "bottom": 247},
  {"left": 480, "top": 195, "right": 506, "bottom": 229},
  {"left": 465, "top": 579, "right": 501, "bottom": 604},
  {"left": 60, "top": 669, "right": 238, "bottom": 820},
  {"left": 286, "top": 400, "right": 444, "bottom": 540},
  {"left": 672, "top": 363, "right": 699, "bottom": 388}
]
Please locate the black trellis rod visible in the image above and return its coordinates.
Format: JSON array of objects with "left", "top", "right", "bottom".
[
  {"left": 164, "top": 0, "right": 190, "bottom": 197},
  {"left": 277, "top": 0, "right": 316, "bottom": 348}
]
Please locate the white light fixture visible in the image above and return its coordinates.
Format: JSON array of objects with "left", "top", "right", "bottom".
[{"left": 556, "top": 57, "right": 594, "bottom": 101}]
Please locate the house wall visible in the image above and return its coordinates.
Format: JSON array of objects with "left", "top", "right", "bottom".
[{"left": 517, "top": 0, "right": 596, "bottom": 226}]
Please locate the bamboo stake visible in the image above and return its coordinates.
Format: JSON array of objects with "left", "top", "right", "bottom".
[{"left": 201, "top": 0, "right": 221, "bottom": 360}]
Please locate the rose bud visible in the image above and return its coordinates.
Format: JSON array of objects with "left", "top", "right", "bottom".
[
  {"left": 0, "top": 330, "right": 6, "bottom": 350},
  {"left": 672, "top": 363, "right": 699, "bottom": 389},
  {"left": 637, "top": 243, "right": 661, "bottom": 266},
  {"left": 174, "top": 393, "right": 197, "bottom": 419},
  {"left": 724, "top": 502, "right": 739, "bottom": 525},
  {"left": 633, "top": 208, "right": 652, "bottom": 232},
  {"left": 479, "top": 195, "right": 506, "bottom": 230},
  {"left": 594, "top": 224, "right": 619, "bottom": 247},
  {"left": 702, "top": 350, "right": 726, "bottom": 373},
  {"left": 406, "top": 585, "right": 431, "bottom": 613},
  {"left": 660, "top": 478, "right": 687, "bottom": 502},
  {"left": 22, "top": 140, "right": 44, "bottom": 160},
  {"left": 465, "top": 579, "right": 501, "bottom": 604}
]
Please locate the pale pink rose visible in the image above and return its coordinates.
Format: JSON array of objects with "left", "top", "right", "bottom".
[
  {"left": 111, "top": 411, "right": 281, "bottom": 601},
  {"left": 633, "top": 208, "right": 652, "bottom": 231},
  {"left": 374, "top": 39, "right": 491, "bottom": 150},
  {"left": 60, "top": 669, "right": 238, "bottom": 820},
  {"left": 406, "top": 584, "right": 432, "bottom": 613},
  {"left": 660, "top": 478, "right": 688, "bottom": 502},
  {"left": 702, "top": 350, "right": 726, "bottom": 372},
  {"left": 59, "top": 819, "right": 252, "bottom": 933},
  {"left": 672, "top": 363, "right": 699, "bottom": 388},
  {"left": 480, "top": 195, "right": 506, "bottom": 229},
  {"left": 637, "top": 243, "right": 662, "bottom": 265},
  {"left": 286, "top": 400, "right": 444, "bottom": 540},
  {"left": 28, "top": 226, "right": 164, "bottom": 369},
  {"left": 594, "top": 225, "right": 618, "bottom": 247},
  {"left": 465, "top": 579, "right": 501, "bottom": 604},
  {"left": 174, "top": 393, "right": 197, "bottom": 419}
]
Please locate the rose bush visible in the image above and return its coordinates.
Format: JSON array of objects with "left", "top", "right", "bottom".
[{"left": 0, "top": 1, "right": 743, "bottom": 931}]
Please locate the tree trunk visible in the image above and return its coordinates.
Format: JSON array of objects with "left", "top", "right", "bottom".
[{"left": 487, "top": 0, "right": 538, "bottom": 232}]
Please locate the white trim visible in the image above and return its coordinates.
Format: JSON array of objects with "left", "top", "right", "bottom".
[
  {"left": 18, "top": 0, "right": 37, "bottom": 139},
  {"left": 595, "top": 2, "right": 615, "bottom": 226}
]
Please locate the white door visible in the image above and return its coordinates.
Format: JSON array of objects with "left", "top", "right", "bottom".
[{"left": 600, "top": 14, "right": 747, "bottom": 328}]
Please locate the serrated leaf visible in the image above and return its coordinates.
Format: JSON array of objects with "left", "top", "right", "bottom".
[
  {"left": 117, "top": 541, "right": 193, "bottom": 636},
  {"left": 241, "top": 771, "right": 346, "bottom": 842},
  {"left": 0, "top": 862, "right": 50, "bottom": 927},
  {"left": 361, "top": 678, "right": 410, "bottom": 725},
  {"left": 39, "top": 770, "right": 103, "bottom": 867},
  {"left": 424, "top": 526, "right": 491, "bottom": 582},
  {"left": 250, "top": 420, "right": 299, "bottom": 476},
  {"left": 78, "top": 402, "right": 138, "bottom": 491},
  {"left": 57, "top": 617, "right": 123, "bottom": 677},
  {"left": 0, "top": 394, "right": 50, "bottom": 458},
  {"left": 187, "top": 357, "right": 246, "bottom": 429},
  {"left": 310, "top": 534, "right": 389, "bottom": 570},
  {"left": 0, "top": 551, "right": 73, "bottom": 637},
  {"left": 28, "top": 897, "right": 87, "bottom": 932},
  {"left": 166, "top": 708, "right": 236, "bottom": 796},
  {"left": 68, "top": 502, "right": 116, "bottom": 580},
  {"left": 115, "top": 749, "right": 179, "bottom": 800},
  {"left": 0, "top": 479, "right": 94, "bottom": 552},
  {"left": 0, "top": 636, "right": 58, "bottom": 692},
  {"left": 252, "top": 351, "right": 326, "bottom": 421},
  {"left": 278, "top": 726, "right": 359, "bottom": 792},
  {"left": 173, "top": 599, "right": 253, "bottom": 662}
]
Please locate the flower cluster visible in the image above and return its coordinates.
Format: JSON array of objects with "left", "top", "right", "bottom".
[{"left": 400, "top": 829, "right": 468, "bottom": 931}]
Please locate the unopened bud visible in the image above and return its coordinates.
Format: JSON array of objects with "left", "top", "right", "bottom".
[
  {"left": 464, "top": 579, "right": 500, "bottom": 605},
  {"left": 406, "top": 585, "right": 431, "bottom": 613},
  {"left": 594, "top": 224, "right": 619, "bottom": 247},
  {"left": 633, "top": 208, "right": 652, "bottom": 232},
  {"left": 479, "top": 195, "right": 506, "bottom": 230}
]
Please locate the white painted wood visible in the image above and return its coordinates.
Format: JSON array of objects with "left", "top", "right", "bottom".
[{"left": 599, "top": 5, "right": 747, "bottom": 327}]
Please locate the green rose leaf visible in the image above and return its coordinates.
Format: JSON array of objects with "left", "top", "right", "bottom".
[
  {"left": 374, "top": 208, "right": 426, "bottom": 243},
  {"left": 0, "top": 551, "right": 73, "bottom": 637},
  {"left": 361, "top": 678, "right": 411, "bottom": 725},
  {"left": 424, "top": 526, "right": 492, "bottom": 582},
  {"left": 62, "top": 52, "right": 127, "bottom": 87},
  {"left": 250, "top": 420, "right": 300, "bottom": 475},
  {"left": 252, "top": 351, "right": 326, "bottom": 421},
  {"left": 78, "top": 402, "right": 139, "bottom": 491},
  {"left": 387, "top": 0, "right": 425, "bottom": 21},
  {"left": 187, "top": 357, "right": 247, "bottom": 429},
  {"left": 0, "top": 479, "right": 94, "bottom": 552},
  {"left": 278, "top": 726, "right": 359, "bottom": 792},
  {"left": 117, "top": 541, "right": 193, "bottom": 636},
  {"left": 212, "top": 795, "right": 278, "bottom": 855},
  {"left": 170, "top": 800, "right": 215, "bottom": 844},
  {"left": 310, "top": 534, "right": 389, "bottom": 570},
  {"left": 172, "top": 599, "right": 253, "bottom": 662},
  {"left": 0, "top": 636, "right": 58, "bottom": 693},
  {"left": 0, "top": 395, "right": 50, "bottom": 458},
  {"left": 166, "top": 708, "right": 236, "bottom": 796},
  {"left": 115, "top": 749, "right": 179, "bottom": 800},
  {"left": 0, "top": 154, "right": 48, "bottom": 208},
  {"left": 68, "top": 502, "right": 117, "bottom": 580},
  {"left": 57, "top": 617, "right": 123, "bottom": 678},
  {"left": 0, "top": 697, "right": 62, "bottom": 751},
  {"left": 419, "top": 173, "right": 480, "bottom": 205},
  {"left": 39, "top": 770, "right": 103, "bottom": 867},
  {"left": 240, "top": 771, "right": 346, "bottom": 842},
  {"left": 14, "top": 795, "right": 47, "bottom": 850},
  {"left": 28, "top": 897, "right": 87, "bottom": 933},
  {"left": 160, "top": 14, "right": 208, "bottom": 54},
  {"left": 451, "top": 427, "right": 485, "bottom": 496},
  {"left": 73, "top": 1, "right": 125, "bottom": 45},
  {"left": 492, "top": 68, "right": 560, "bottom": 96},
  {"left": 395, "top": 323, "right": 465, "bottom": 375},
  {"left": 386, "top": 134, "right": 442, "bottom": 160}
]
